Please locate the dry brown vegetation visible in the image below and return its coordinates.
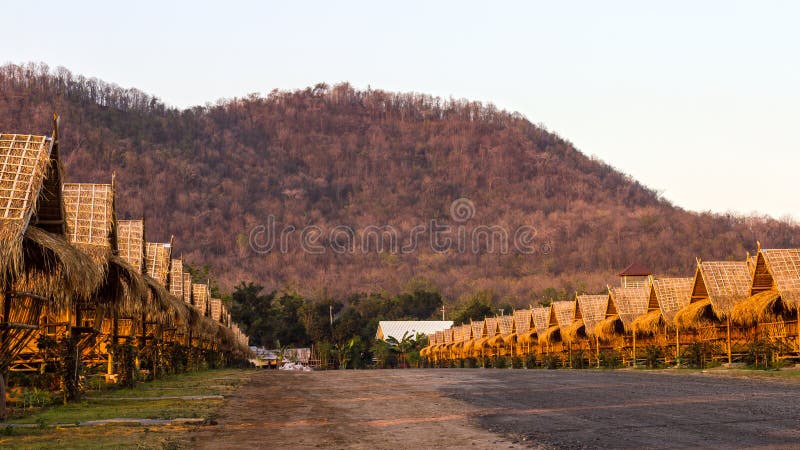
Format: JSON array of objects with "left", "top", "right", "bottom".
[{"left": 2, "top": 62, "right": 798, "bottom": 305}]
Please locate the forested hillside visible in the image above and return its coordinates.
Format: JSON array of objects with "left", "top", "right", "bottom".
[{"left": 2, "top": 63, "right": 797, "bottom": 305}]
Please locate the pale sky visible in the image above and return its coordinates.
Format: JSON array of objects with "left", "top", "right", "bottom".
[{"left": 4, "top": 1, "right": 798, "bottom": 219}]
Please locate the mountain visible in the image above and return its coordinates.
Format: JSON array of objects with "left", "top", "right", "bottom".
[{"left": 1, "top": 62, "right": 797, "bottom": 304}]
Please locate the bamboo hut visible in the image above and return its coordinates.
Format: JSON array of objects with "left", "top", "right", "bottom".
[
  {"left": 552, "top": 299, "right": 580, "bottom": 364},
  {"left": 674, "top": 260, "right": 752, "bottom": 363},
  {"left": 0, "top": 127, "right": 102, "bottom": 417},
  {"left": 62, "top": 179, "right": 147, "bottom": 368},
  {"left": 732, "top": 247, "right": 800, "bottom": 347},
  {"left": 532, "top": 305, "right": 556, "bottom": 352},
  {"left": 632, "top": 277, "right": 693, "bottom": 362},
  {"left": 572, "top": 294, "right": 609, "bottom": 366},
  {"left": 469, "top": 320, "right": 486, "bottom": 358},
  {"left": 514, "top": 309, "right": 536, "bottom": 356},
  {"left": 481, "top": 317, "right": 499, "bottom": 358},
  {"left": 497, "top": 315, "right": 515, "bottom": 356}
]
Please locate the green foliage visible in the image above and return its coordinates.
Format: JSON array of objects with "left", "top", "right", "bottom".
[
  {"left": 452, "top": 291, "right": 495, "bottom": 325},
  {"left": 493, "top": 356, "right": 508, "bottom": 369},
  {"left": 681, "top": 342, "right": 712, "bottom": 369},
  {"left": 482, "top": 356, "right": 492, "bottom": 368},
  {"left": 643, "top": 345, "right": 663, "bottom": 369},
  {"left": 599, "top": 350, "right": 622, "bottom": 369},
  {"left": 525, "top": 353, "right": 538, "bottom": 369},
  {"left": 542, "top": 355, "right": 561, "bottom": 369},
  {"left": 56, "top": 336, "right": 82, "bottom": 403},
  {"left": 371, "top": 340, "right": 391, "bottom": 369},
  {"left": 570, "top": 350, "right": 588, "bottom": 369},
  {"left": 511, "top": 356, "right": 524, "bottom": 369},
  {"left": 743, "top": 339, "right": 786, "bottom": 369},
  {"left": 464, "top": 357, "right": 478, "bottom": 368}
]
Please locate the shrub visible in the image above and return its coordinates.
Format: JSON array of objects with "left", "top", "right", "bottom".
[
  {"left": 494, "top": 356, "right": 508, "bottom": 369},
  {"left": 643, "top": 345, "right": 663, "bottom": 369},
  {"left": 482, "top": 356, "right": 492, "bottom": 368},
  {"left": 599, "top": 349, "right": 622, "bottom": 369},
  {"left": 511, "top": 356, "right": 524, "bottom": 369},
  {"left": 525, "top": 353, "right": 537, "bottom": 369},
  {"left": 543, "top": 355, "right": 560, "bottom": 369},
  {"left": 570, "top": 350, "right": 587, "bottom": 369},
  {"left": 464, "top": 357, "right": 477, "bottom": 368},
  {"left": 681, "top": 342, "right": 712, "bottom": 369}
]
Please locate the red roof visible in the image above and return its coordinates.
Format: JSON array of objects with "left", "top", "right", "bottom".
[{"left": 617, "top": 262, "right": 651, "bottom": 277}]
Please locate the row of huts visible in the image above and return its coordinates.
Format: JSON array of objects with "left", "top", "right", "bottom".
[
  {"left": 422, "top": 252, "right": 800, "bottom": 367},
  {"left": 0, "top": 118, "right": 251, "bottom": 408}
]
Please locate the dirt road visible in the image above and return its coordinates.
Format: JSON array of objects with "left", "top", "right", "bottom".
[{"left": 191, "top": 369, "right": 800, "bottom": 449}]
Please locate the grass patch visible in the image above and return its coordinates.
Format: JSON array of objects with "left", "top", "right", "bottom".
[{"left": 2, "top": 368, "right": 253, "bottom": 449}]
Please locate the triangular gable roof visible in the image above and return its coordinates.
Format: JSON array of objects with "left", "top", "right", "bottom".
[
  {"left": 752, "top": 249, "right": 800, "bottom": 306},
  {"left": 434, "top": 330, "right": 443, "bottom": 345},
  {"left": 609, "top": 285, "right": 649, "bottom": 330},
  {"left": 576, "top": 294, "right": 608, "bottom": 336},
  {"left": 461, "top": 323, "right": 473, "bottom": 341},
  {"left": 552, "top": 300, "right": 576, "bottom": 328},
  {"left": 618, "top": 262, "right": 651, "bottom": 277},
  {"left": 443, "top": 327, "right": 453, "bottom": 344},
  {"left": 471, "top": 320, "right": 484, "bottom": 339},
  {"left": 650, "top": 277, "right": 693, "bottom": 324},
  {"left": 63, "top": 181, "right": 116, "bottom": 263},
  {"left": 497, "top": 315, "right": 513, "bottom": 335},
  {"left": 531, "top": 306, "right": 551, "bottom": 333},
  {"left": 513, "top": 309, "right": 532, "bottom": 334},
  {"left": 484, "top": 317, "right": 499, "bottom": 336},
  {"left": 0, "top": 133, "right": 58, "bottom": 240},
  {"left": 182, "top": 272, "right": 193, "bottom": 304},
  {"left": 116, "top": 219, "right": 144, "bottom": 273},
  {"left": 170, "top": 258, "right": 184, "bottom": 299},
  {"left": 192, "top": 283, "right": 209, "bottom": 316},
  {"left": 145, "top": 241, "right": 172, "bottom": 286},
  {"left": 691, "top": 260, "right": 751, "bottom": 317},
  {"left": 452, "top": 326, "right": 462, "bottom": 342}
]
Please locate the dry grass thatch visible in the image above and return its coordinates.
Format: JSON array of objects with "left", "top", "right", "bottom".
[
  {"left": 97, "top": 254, "right": 148, "bottom": 315},
  {"left": 170, "top": 258, "right": 183, "bottom": 299},
  {"left": 513, "top": 309, "right": 532, "bottom": 334},
  {"left": 517, "top": 329, "right": 538, "bottom": 345},
  {"left": 497, "top": 315, "right": 513, "bottom": 336},
  {"left": 631, "top": 309, "right": 664, "bottom": 335},
  {"left": 531, "top": 306, "right": 551, "bottom": 334},
  {"left": 0, "top": 134, "right": 54, "bottom": 284},
  {"left": 561, "top": 321, "right": 586, "bottom": 344},
  {"left": 758, "top": 249, "right": 800, "bottom": 306},
  {"left": 552, "top": 300, "right": 576, "bottom": 328},
  {"left": 651, "top": 277, "right": 693, "bottom": 324},
  {"left": 729, "top": 290, "right": 789, "bottom": 327},
  {"left": 484, "top": 317, "right": 499, "bottom": 337},
  {"left": 696, "top": 261, "right": 751, "bottom": 318},
  {"left": 145, "top": 242, "right": 171, "bottom": 286},
  {"left": 16, "top": 226, "right": 103, "bottom": 308},
  {"left": 538, "top": 325, "right": 561, "bottom": 345},
  {"left": 609, "top": 286, "right": 649, "bottom": 330},
  {"left": 116, "top": 219, "right": 144, "bottom": 272},
  {"left": 576, "top": 294, "right": 608, "bottom": 337},
  {"left": 674, "top": 298, "right": 715, "bottom": 330},
  {"left": 182, "top": 272, "right": 193, "bottom": 304},
  {"left": 62, "top": 182, "right": 114, "bottom": 265},
  {"left": 595, "top": 315, "right": 624, "bottom": 341}
]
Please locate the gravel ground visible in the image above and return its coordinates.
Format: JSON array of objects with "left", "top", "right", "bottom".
[{"left": 190, "top": 368, "right": 800, "bottom": 449}]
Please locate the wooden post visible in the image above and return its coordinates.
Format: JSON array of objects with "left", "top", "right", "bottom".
[
  {"left": 727, "top": 318, "right": 732, "bottom": 365},
  {"left": 596, "top": 336, "right": 601, "bottom": 368},
  {"left": 632, "top": 332, "right": 637, "bottom": 368},
  {"left": 0, "top": 286, "right": 10, "bottom": 420},
  {"left": 676, "top": 327, "right": 680, "bottom": 367}
]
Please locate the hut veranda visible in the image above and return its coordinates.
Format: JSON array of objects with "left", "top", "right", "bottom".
[{"left": 0, "top": 118, "right": 251, "bottom": 419}]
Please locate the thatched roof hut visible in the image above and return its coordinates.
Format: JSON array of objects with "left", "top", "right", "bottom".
[
  {"left": 609, "top": 285, "right": 650, "bottom": 331},
  {"left": 63, "top": 180, "right": 146, "bottom": 316},
  {"left": 632, "top": 278, "right": 692, "bottom": 335},
  {"left": 532, "top": 305, "right": 560, "bottom": 345},
  {"left": 513, "top": 309, "right": 536, "bottom": 345},
  {"left": 0, "top": 127, "right": 102, "bottom": 375},
  {"left": 676, "top": 260, "right": 751, "bottom": 329},
  {"left": 575, "top": 294, "right": 608, "bottom": 338},
  {"left": 731, "top": 248, "right": 800, "bottom": 326}
]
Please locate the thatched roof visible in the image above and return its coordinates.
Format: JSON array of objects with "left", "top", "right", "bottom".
[
  {"left": 650, "top": 277, "right": 693, "bottom": 324},
  {"left": 192, "top": 283, "right": 209, "bottom": 316},
  {"left": 730, "top": 290, "right": 785, "bottom": 327},
  {"left": 434, "top": 330, "right": 443, "bottom": 345},
  {"left": 497, "top": 315, "right": 513, "bottom": 336},
  {"left": 752, "top": 249, "right": 800, "bottom": 305},
  {"left": 471, "top": 320, "right": 484, "bottom": 339},
  {"left": 63, "top": 182, "right": 115, "bottom": 264},
  {"left": 461, "top": 323, "right": 472, "bottom": 341},
  {"left": 145, "top": 241, "right": 172, "bottom": 286},
  {"left": 692, "top": 261, "right": 751, "bottom": 319},
  {"left": 552, "top": 300, "right": 576, "bottom": 329},
  {"left": 210, "top": 298, "right": 223, "bottom": 322},
  {"left": 576, "top": 294, "right": 608, "bottom": 337},
  {"left": 170, "top": 258, "right": 184, "bottom": 299},
  {"left": 443, "top": 327, "right": 453, "bottom": 344},
  {"left": 484, "top": 317, "right": 499, "bottom": 336},
  {"left": 609, "top": 285, "right": 650, "bottom": 331},
  {"left": 513, "top": 309, "right": 532, "bottom": 334},
  {"left": 531, "top": 306, "right": 551, "bottom": 334},
  {"left": 182, "top": 272, "right": 193, "bottom": 304},
  {"left": 116, "top": 219, "right": 144, "bottom": 273},
  {"left": 675, "top": 298, "right": 715, "bottom": 330},
  {"left": 1, "top": 128, "right": 107, "bottom": 309}
]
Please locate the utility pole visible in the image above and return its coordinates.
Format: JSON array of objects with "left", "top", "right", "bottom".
[
  {"left": 440, "top": 305, "right": 446, "bottom": 320},
  {"left": 329, "top": 305, "right": 333, "bottom": 327}
]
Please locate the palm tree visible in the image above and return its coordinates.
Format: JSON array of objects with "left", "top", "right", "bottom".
[{"left": 386, "top": 331, "right": 415, "bottom": 368}]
